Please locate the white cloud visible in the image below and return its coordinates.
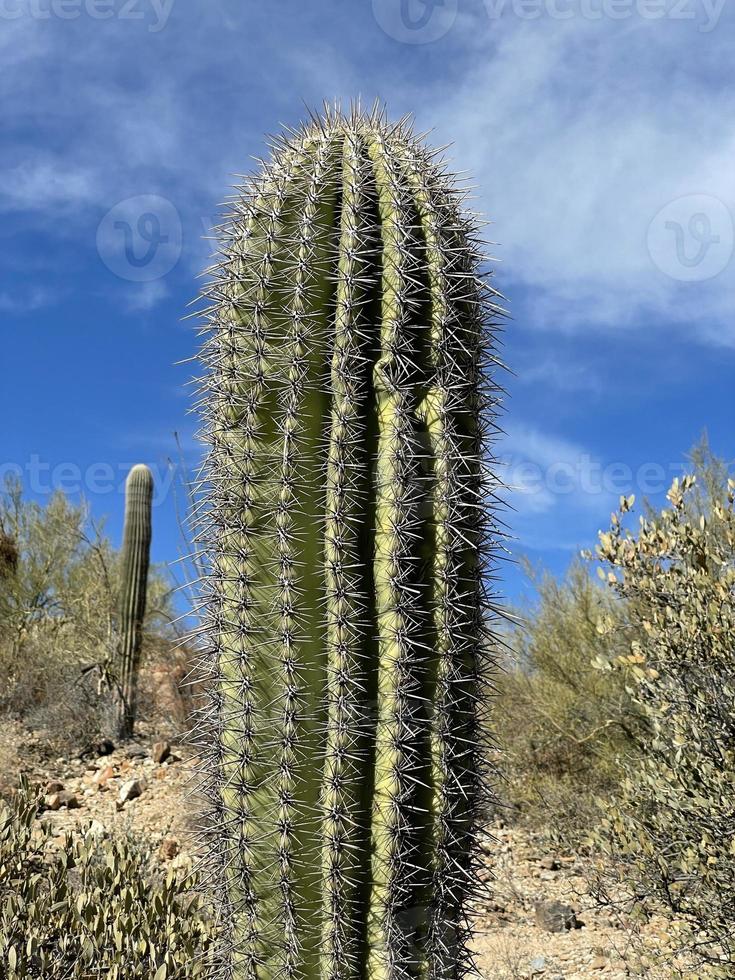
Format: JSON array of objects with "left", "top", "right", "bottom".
[
  {"left": 498, "top": 421, "right": 623, "bottom": 549},
  {"left": 419, "top": 15, "right": 735, "bottom": 342},
  {"left": 122, "top": 279, "right": 170, "bottom": 312},
  {"left": 0, "top": 160, "right": 100, "bottom": 213},
  {"left": 2, "top": 6, "right": 734, "bottom": 336},
  {"left": 0, "top": 286, "right": 54, "bottom": 313},
  {"left": 500, "top": 421, "right": 608, "bottom": 513}
]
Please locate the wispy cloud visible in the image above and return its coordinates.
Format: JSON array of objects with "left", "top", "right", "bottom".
[
  {"left": 0, "top": 161, "right": 101, "bottom": 213},
  {"left": 421, "top": 14, "right": 735, "bottom": 342},
  {"left": 501, "top": 422, "right": 610, "bottom": 516},
  {"left": 0, "top": 286, "right": 55, "bottom": 313},
  {"left": 4, "top": 8, "right": 733, "bottom": 334}
]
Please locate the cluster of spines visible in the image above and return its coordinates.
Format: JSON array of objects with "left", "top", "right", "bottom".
[{"left": 190, "top": 104, "right": 506, "bottom": 980}]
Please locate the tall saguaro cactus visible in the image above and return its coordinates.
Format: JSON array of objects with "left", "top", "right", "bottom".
[
  {"left": 114, "top": 463, "right": 153, "bottom": 740},
  {"left": 195, "top": 107, "right": 504, "bottom": 980}
]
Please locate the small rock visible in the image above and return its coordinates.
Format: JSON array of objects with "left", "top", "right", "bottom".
[
  {"left": 159, "top": 836, "right": 180, "bottom": 861},
  {"left": 45, "top": 780, "right": 65, "bottom": 795},
  {"left": 95, "top": 738, "right": 115, "bottom": 756},
  {"left": 126, "top": 744, "right": 146, "bottom": 760},
  {"left": 590, "top": 956, "right": 608, "bottom": 970},
  {"left": 117, "top": 778, "right": 144, "bottom": 808},
  {"left": 529, "top": 955, "right": 547, "bottom": 975},
  {"left": 151, "top": 740, "right": 171, "bottom": 764},
  {"left": 539, "top": 855, "right": 560, "bottom": 871},
  {"left": 45, "top": 791, "right": 80, "bottom": 811},
  {"left": 534, "top": 901, "right": 578, "bottom": 933},
  {"left": 86, "top": 820, "right": 106, "bottom": 839},
  {"left": 93, "top": 764, "right": 115, "bottom": 789}
]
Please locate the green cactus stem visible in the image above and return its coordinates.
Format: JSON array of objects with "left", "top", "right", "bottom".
[
  {"left": 114, "top": 463, "right": 153, "bottom": 740},
  {"left": 194, "top": 105, "right": 505, "bottom": 980}
]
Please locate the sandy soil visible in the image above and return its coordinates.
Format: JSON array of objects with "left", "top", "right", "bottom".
[{"left": 4, "top": 720, "right": 677, "bottom": 979}]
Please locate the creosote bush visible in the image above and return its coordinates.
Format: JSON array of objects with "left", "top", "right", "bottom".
[
  {"left": 494, "top": 561, "right": 645, "bottom": 844},
  {"left": 589, "top": 475, "right": 735, "bottom": 977},
  {"left": 0, "top": 782, "right": 217, "bottom": 979}
]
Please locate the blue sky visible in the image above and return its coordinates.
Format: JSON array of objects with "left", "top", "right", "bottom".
[{"left": 1, "top": 0, "right": 733, "bottom": 606}]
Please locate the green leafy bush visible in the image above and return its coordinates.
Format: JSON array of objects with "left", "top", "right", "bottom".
[
  {"left": 590, "top": 473, "right": 735, "bottom": 977},
  {"left": 0, "top": 782, "right": 218, "bottom": 978},
  {"left": 495, "top": 560, "right": 645, "bottom": 842}
]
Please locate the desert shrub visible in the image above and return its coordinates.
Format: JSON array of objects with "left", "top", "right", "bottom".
[
  {"left": 0, "top": 782, "right": 218, "bottom": 978},
  {"left": 495, "top": 560, "right": 645, "bottom": 842},
  {"left": 589, "top": 472, "right": 735, "bottom": 977},
  {"left": 0, "top": 477, "right": 181, "bottom": 749}
]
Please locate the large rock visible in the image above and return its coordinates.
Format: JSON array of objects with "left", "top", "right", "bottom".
[
  {"left": 151, "top": 740, "right": 171, "bottom": 764},
  {"left": 534, "top": 900, "right": 578, "bottom": 933},
  {"left": 85, "top": 820, "right": 106, "bottom": 839},
  {"left": 45, "top": 791, "right": 80, "bottom": 811},
  {"left": 117, "top": 778, "right": 145, "bottom": 808},
  {"left": 93, "top": 765, "right": 115, "bottom": 789},
  {"left": 95, "top": 738, "right": 115, "bottom": 756}
]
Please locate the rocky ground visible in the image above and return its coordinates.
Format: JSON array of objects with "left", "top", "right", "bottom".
[
  {"left": 4, "top": 721, "right": 676, "bottom": 979},
  {"left": 471, "top": 819, "right": 674, "bottom": 979}
]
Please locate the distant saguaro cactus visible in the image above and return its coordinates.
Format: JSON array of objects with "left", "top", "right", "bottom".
[
  {"left": 114, "top": 464, "right": 153, "bottom": 740},
  {"left": 195, "top": 106, "right": 504, "bottom": 980}
]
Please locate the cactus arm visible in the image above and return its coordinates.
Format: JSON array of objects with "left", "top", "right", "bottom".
[{"left": 116, "top": 463, "right": 153, "bottom": 740}]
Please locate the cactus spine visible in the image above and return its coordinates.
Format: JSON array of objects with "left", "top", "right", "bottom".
[
  {"left": 196, "top": 107, "right": 503, "bottom": 980},
  {"left": 114, "top": 464, "right": 153, "bottom": 740}
]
